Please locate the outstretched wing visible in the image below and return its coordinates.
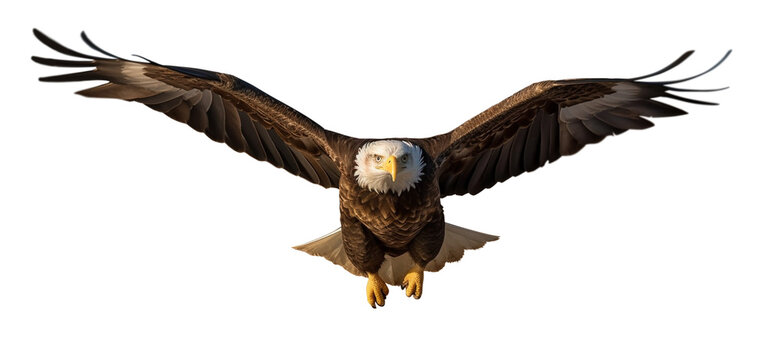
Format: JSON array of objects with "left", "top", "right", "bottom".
[
  {"left": 32, "top": 29, "right": 344, "bottom": 188},
  {"left": 430, "top": 51, "right": 730, "bottom": 197}
]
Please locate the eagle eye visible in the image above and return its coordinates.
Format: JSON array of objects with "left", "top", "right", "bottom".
[
  {"left": 401, "top": 154, "right": 409, "bottom": 163},
  {"left": 374, "top": 155, "right": 383, "bottom": 163}
]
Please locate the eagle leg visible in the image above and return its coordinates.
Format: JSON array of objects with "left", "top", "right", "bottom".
[
  {"left": 401, "top": 264, "right": 424, "bottom": 299},
  {"left": 366, "top": 272, "right": 389, "bottom": 308}
]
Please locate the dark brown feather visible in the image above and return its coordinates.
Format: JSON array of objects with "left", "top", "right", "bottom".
[
  {"left": 188, "top": 96, "right": 210, "bottom": 132},
  {"left": 508, "top": 127, "right": 528, "bottom": 177},
  {"left": 204, "top": 93, "right": 227, "bottom": 142},
  {"left": 537, "top": 110, "right": 553, "bottom": 166},
  {"left": 581, "top": 117, "right": 619, "bottom": 136},
  {"left": 222, "top": 101, "right": 245, "bottom": 152},
  {"left": 467, "top": 150, "right": 492, "bottom": 194},
  {"left": 290, "top": 151, "right": 318, "bottom": 183},
  {"left": 240, "top": 111, "right": 268, "bottom": 162},
  {"left": 165, "top": 101, "right": 193, "bottom": 124},
  {"left": 432, "top": 51, "right": 729, "bottom": 197},
  {"left": 33, "top": 29, "right": 348, "bottom": 189},
  {"left": 33, "top": 29, "right": 100, "bottom": 59},
  {"left": 523, "top": 111, "right": 543, "bottom": 172},
  {"left": 566, "top": 121, "right": 602, "bottom": 144},
  {"left": 32, "top": 56, "right": 94, "bottom": 67},
  {"left": 595, "top": 109, "right": 655, "bottom": 130}
]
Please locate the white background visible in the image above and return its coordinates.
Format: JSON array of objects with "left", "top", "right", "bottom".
[{"left": 2, "top": 1, "right": 779, "bottom": 359}]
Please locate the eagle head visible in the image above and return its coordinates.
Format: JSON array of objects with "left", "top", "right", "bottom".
[{"left": 354, "top": 140, "right": 425, "bottom": 195}]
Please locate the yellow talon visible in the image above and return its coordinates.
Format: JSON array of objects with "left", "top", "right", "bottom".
[
  {"left": 366, "top": 272, "right": 389, "bottom": 308},
  {"left": 401, "top": 264, "right": 424, "bottom": 299}
]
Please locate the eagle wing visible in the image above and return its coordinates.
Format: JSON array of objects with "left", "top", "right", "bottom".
[
  {"left": 429, "top": 51, "right": 730, "bottom": 197},
  {"left": 32, "top": 29, "right": 344, "bottom": 189}
]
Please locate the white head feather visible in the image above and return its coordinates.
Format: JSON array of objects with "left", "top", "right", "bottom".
[{"left": 354, "top": 140, "right": 425, "bottom": 195}]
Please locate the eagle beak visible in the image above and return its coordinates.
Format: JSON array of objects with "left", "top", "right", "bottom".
[{"left": 382, "top": 155, "right": 398, "bottom": 182}]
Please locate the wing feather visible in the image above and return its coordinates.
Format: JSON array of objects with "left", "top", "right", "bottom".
[
  {"left": 431, "top": 51, "right": 729, "bottom": 196},
  {"left": 240, "top": 111, "right": 268, "bottom": 162},
  {"left": 188, "top": 92, "right": 210, "bottom": 132},
  {"left": 222, "top": 101, "right": 246, "bottom": 153},
  {"left": 137, "top": 90, "right": 185, "bottom": 105},
  {"left": 467, "top": 150, "right": 493, "bottom": 194},
  {"left": 149, "top": 96, "right": 183, "bottom": 114},
  {"left": 32, "top": 29, "right": 345, "bottom": 188},
  {"left": 204, "top": 92, "right": 227, "bottom": 142},
  {"left": 494, "top": 137, "right": 514, "bottom": 182},
  {"left": 566, "top": 120, "right": 602, "bottom": 145},
  {"left": 508, "top": 126, "right": 528, "bottom": 177},
  {"left": 523, "top": 111, "right": 543, "bottom": 172},
  {"left": 595, "top": 109, "right": 655, "bottom": 130},
  {"left": 581, "top": 117, "right": 618, "bottom": 136},
  {"left": 537, "top": 110, "right": 552, "bottom": 165}
]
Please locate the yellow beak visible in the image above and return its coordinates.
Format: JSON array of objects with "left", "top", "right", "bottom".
[{"left": 381, "top": 155, "right": 398, "bottom": 182}]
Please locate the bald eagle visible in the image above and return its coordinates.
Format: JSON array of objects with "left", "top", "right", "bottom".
[{"left": 32, "top": 29, "right": 729, "bottom": 308}]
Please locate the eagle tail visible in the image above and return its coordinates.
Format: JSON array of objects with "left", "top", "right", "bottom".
[{"left": 292, "top": 223, "right": 499, "bottom": 286}]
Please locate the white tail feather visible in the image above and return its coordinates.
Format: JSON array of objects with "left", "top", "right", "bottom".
[{"left": 293, "top": 223, "right": 498, "bottom": 286}]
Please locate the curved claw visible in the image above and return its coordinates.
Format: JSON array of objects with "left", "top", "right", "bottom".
[
  {"left": 366, "top": 272, "right": 389, "bottom": 308},
  {"left": 402, "top": 265, "right": 424, "bottom": 299}
]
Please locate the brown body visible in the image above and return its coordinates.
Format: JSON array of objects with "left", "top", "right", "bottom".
[{"left": 338, "top": 143, "right": 443, "bottom": 272}]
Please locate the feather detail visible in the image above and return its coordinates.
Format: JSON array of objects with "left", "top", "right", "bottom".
[
  {"left": 32, "top": 29, "right": 345, "bottom": 189},
  {"left": 293, "top": 223, "right": 498, "bottom": 286},
  {"left": 434, "top": 51, "right": 729, "bottom": 197}
]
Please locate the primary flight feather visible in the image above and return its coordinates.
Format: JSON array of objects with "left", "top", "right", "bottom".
[{"left": 32, "top": 29, "right": 729, "bottom": 308}]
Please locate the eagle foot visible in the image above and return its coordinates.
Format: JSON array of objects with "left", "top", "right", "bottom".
[
  {"left": 366, "top": 272, "right": 389, "bottom": 308},
  {"left": 401, "top": 264, "right": 424, "bottom": 299}
]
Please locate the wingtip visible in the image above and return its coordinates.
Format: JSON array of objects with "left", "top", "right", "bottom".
[
  {"left": 631, "top": 50, "right": 697, "bottom": 81},
  {"left": 79, "top": 31, "right": 128, "bottom": 61},
  {"left": 659, "top": 49, "right": 732, "bottom": 86},
  {"left": 664, "top": 92, "right": 721, "bottom": 106},
  {"left": 665, "top": 85, "right": 730, "bottom": 93},
  {"left": 74, "top": 88, "right": 93, "bottom": 97},
  {"left": 131, "top": 53, "right": 159, "bottom": 65},
  {"left": 32, "top": 28, "right": 46, "bottom": 41},
  {"left": 721, "top": 49, "right": 733, "bottom": 63}
]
